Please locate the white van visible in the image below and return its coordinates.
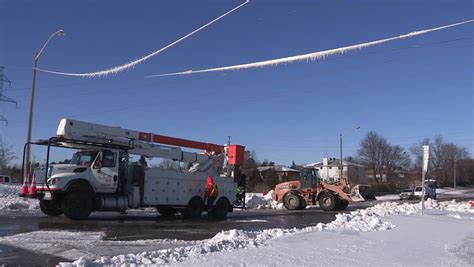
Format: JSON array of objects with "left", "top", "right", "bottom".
[{"left": 413, "top": 186, "right": 437, "bottom": 199}]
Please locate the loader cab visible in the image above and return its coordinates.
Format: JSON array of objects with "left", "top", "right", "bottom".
[{"left": 300, "top": 168, "right": 321, "bottom": 189}]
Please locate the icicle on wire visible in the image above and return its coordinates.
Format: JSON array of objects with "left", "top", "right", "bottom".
[
  {"left": 36, "top": 0, "right": 250, "bottom": 78},
  {"left": 147, "top": 19, "right": 474, "bottom": 77}
]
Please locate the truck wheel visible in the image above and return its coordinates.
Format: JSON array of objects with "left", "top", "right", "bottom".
[
  {"left": 39, "top": 199, "right": 63, "bottom": 216},
  {"left": 210, "top": 197, "right": 231, "bottom": 218},
  {"left": 336, "top": 199, "right": 349, "bottom": 211},
  {"left": 157, "top": 206, "right": 176, "bottom": 217},
  {"left": 63, "top": 192, "right": 93, "bottom": 220},
  {"left": 182, "top": 196, "right": 204, "bottom": 218},
  {"left": 283, "top": 193, "right": 301, "bottom": 210},
  {"left": 319, "top": 191, "right": 337, "bottom": 211}
]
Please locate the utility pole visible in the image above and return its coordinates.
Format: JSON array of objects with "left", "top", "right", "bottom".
[{"left": 339, "top": 125, "right": 360, "bottom": 185}]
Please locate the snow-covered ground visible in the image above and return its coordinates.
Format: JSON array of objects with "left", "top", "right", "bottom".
[
  {"left": 0, "top": 184, "right": 38, "bottom": 211},
  {"left": 1, "top": 184, "right": 473, "bottom": 266},
  {"left": 1, "top": 199, "right": 472, "bottom": 266}
]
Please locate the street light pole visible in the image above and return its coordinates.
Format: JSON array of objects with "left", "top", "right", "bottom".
[
  {"left": 24, "top": 30, "right": 64, "bottom": 177},
  {"left": 339, "top": 125, "right": 360, "bottom": 185}
]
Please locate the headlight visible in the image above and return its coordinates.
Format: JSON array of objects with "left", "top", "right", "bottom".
[
  {"left": 48, "top": 178, "right": 57, "bottom": 185},
  {"left": 47, "top": 166, "right": 54, "bottom": 178}
]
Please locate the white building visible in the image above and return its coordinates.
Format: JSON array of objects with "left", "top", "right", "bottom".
[{"left": 305, "top": 158, "right": 367, "bottom": 184}]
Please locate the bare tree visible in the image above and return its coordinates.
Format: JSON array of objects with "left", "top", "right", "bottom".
[
  {"left": 0, "top": 137, "right": 16, "bottom": 173},
  {"left": 410, "top": 135, "right": 470, "bottom": 187},
  {"left": 358, "top": 131, "right": 411, "bottom": 183},
  {"left": 357, "top": 131, "right": 388, "bottom": 183},
  {"left": 384, "top": 145, "right": 411, "bottom": 179}
]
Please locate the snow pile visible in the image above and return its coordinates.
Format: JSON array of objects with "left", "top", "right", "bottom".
[
  {"left": 0, "top": 184, "right": 39, "bottom": 211},
  {"left": 369, "top": 199, "right": 474, "bottom": 216},
  {"left": 245, "top": 190, "right": 283, "bottom": 209},
  {"left": 316, "top": 209, "right": 395, "bottom": 232},
  {"left": 60, "top": 228, "right": 297, "bottom": 266},
  {"left": 425, "top": 199, "right": 474, "bottom": 213},
  {"left": 60, "top": 202, "right": 402, "bottom": 266}
]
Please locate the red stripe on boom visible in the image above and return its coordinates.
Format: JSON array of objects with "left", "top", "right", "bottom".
[{"left": 138, "top": 132, "right": 224, "bottom": 153}]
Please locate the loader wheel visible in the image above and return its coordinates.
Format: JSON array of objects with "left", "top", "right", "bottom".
[
  {"left": 182, "top": 196, "right": 204, "bottom": 218},
  {"left": 336, "top": 199, "right": 349, "bottom": 211},
  {"left": 210, "top": 197, "right": 231, "bottom": 218},
  {"left": 39, "top": 199, "right": 63, "bottom": 216},
  {"left": 157, "top": 206, "right": 176, "bottom": 217},
  {"left": 63, "top": 192, "right": 93, "bottom": 220},
  {"left": 319, "top": 191, "right": 337, "bottom": 211},
  {"left": 283, "top": 193, "right": 301, "bottom": 210}
]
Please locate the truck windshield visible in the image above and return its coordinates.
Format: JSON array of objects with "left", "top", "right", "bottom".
[{"left": 70, "top": 151, "right": 98, "bottom": 166}]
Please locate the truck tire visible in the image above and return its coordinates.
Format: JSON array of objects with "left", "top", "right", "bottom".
[
  {"left": 210, "top": 197, "right": 231, "bottom": 218},
  {"left": 39, "top": 199, "right": 63, "bottom": 216},
  {"left": 63, "top": 192, "right": 93, "bottom": 220},
  {"left": 336, "top": 199, "right": 349, "bottom": 211},
  {"left": 182, "top": 196, "right": 204, "bottom": 218},
  {"left": 157, "top": 206, "right": 176, "bottom": 217},
  {"left": 319, "top": 191, "right": 337, "bottom": 211},
  {"left": 283, "top": 193, "right": 301, "bottom": 210}
]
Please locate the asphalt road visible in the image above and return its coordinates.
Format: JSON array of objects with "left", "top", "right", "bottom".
[{"left": 0, "top": 202, "right": 373, "bottom": 266}]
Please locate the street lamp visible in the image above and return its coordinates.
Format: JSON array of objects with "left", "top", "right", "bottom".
[
  {"left": 339, "top": 125, "right": 360, "bottom": 185},
  {"left": 24, "top": 29, "right": 65, "bottom": 176}
]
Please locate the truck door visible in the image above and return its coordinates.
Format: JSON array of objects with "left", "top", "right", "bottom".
[{"left": 92, "top": 150, "right": 119, "bottom": 193}]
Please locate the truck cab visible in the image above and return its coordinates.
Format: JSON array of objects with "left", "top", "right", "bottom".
[{"left": 46, "top": 150, "right": 124, "bottom": 194}]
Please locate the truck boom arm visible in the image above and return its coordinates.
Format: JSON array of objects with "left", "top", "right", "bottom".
[{"left": 56, "top": 118, "right": 244, "bottom": 167}]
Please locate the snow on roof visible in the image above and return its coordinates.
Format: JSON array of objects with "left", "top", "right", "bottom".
[
  {"left": 257, "top": 166, "right": 300, "bottom": 172},
  {"left": 305, "top": 159, "right": 365, "bottom": 168}
]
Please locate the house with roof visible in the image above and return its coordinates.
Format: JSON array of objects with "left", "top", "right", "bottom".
[{"left": 305, "top": 158, "right": 367, "bottom": 184}]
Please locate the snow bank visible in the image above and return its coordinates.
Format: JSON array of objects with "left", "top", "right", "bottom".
[
  {"left": 0, "top": 184, "right": 38, "bottom": 211},
  {"left": 61, "top": 201, "right": 473, "bottom": 266},
  {"left": 245, "top": 190, "right": 284, "bottom": 209}
]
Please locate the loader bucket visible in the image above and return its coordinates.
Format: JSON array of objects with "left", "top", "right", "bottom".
[{"left": 350, "top": 185, "right": 366, "bottom": 202}]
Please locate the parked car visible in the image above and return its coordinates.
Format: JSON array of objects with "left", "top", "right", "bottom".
[
  {"left": 0, "top": 175, "right": 12, "bottom": 184},
  {"left": 413, "top": 186, "right": 436, "bottom": 200},
  {"left": 399, "top": 189, "right": 414, "bottom": 200}
]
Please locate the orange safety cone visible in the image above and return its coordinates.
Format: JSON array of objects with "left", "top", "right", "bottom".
[
  {"left": 28, "top": 174, "right": 37, "bottom": 196},
  {"left": 468, "top": 200, "right": 474, "bottom": 208},
  {"left": 19, "top": 175, "right": 29, "bottom": 197}
]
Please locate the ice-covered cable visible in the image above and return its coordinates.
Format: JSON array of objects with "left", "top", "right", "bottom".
[
  {"left": 147, "top": 19, "right": 474, "bottom": 77},
  {"left": 36, "top": 0, "right": 250, "bottom": 78}
]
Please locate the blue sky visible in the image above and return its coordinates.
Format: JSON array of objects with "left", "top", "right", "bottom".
[{"left": 0, "top": 0, "right": 473, "bottom": 165}]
